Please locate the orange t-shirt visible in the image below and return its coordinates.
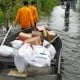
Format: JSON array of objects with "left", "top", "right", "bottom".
[
  {"left": 29, "top": 5, "right": 39, "bottom": 23},
  {"left": 14, "top": 6, "right": 34, "bottom": 29}
]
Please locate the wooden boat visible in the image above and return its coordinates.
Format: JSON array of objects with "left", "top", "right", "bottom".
[{"left": 0, "top": 29, "right": 62, "bottom": 80}]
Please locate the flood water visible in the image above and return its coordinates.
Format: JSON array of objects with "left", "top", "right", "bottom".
[
  {"left": 37, "top": 6, "right": 80, "bottom": 80},
  {"left": 0, "top": 5, "right": 80, "bottom": 80}
]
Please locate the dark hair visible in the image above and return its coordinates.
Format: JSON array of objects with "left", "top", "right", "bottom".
[
  {"left": 31, "top": 1, "right": 35, "bottom": 5},
  {"left": 23, "top": 0, "right": 28, "bottom": 5}
]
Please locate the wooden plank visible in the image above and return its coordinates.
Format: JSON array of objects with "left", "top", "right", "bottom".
[
  {"left": 8, "top": 69, "right": 27, "bottom": 77},
  {"left": 0, "top": 69, "right": 27, "bottom": 78}
]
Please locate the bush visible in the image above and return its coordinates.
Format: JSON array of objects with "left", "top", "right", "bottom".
[{"left": 0, "top": 9, "right": 4, "bottom": 26}]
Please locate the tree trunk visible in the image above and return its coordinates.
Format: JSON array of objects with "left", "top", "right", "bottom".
[
  {"left": 6, "top": 18, "right": 9, "bottom": 31},
  {"left": 3, "top": 11, "right": 9, "bottom": 31}
]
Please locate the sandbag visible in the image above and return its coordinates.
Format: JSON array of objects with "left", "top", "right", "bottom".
[
  {"left": 0, "top": 45, "right": 17, "bottom": 57},
  {"left": 10, "top": 40, "right": 23, "bottom": 49},
  {"left": 29, "top": 45, "right": 51, "bottom": 67},
  {"left": 43, "top": 40, "right": 56, "bottom": 59},
  {"left": 18, "top": 43, "right": 33, "bottom": 62},
  {"left": 14, "top": 53, "right": 28, "bottom": 73},
  {"left": 14, "top": 43, "right": 33, "bottom": 72}
]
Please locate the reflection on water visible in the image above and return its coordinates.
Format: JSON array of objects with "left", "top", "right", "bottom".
[{"left": 0, "top": 5, "right": 80, "bottom": 80}]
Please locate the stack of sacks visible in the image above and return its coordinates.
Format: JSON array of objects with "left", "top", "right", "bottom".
[
  {"left": 14, "top": 43, "right": 52, "bottom": 72},
  {"left": 14, "top": 38, "right": 56, "bottom": 72},
  {"left": 37, "top": 26, "right": 57, "bottom": 41}
]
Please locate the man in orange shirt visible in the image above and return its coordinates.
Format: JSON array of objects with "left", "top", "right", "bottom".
[
  {"left": 14, "top": 1, "right": 34, "bottom": 32},
  {"left": 29, "top": 1, "right": 39, "bottom": 30}
]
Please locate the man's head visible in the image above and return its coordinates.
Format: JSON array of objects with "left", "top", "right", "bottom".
[
  {"left": 31, "top": 1, "right": 36, "bottom": 5},
  {"left": 23, "top": 0, "right": 28, "bottom": 6}
]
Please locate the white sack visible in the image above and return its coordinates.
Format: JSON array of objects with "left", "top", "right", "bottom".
[
  {"left": 14, "top": 43, "right": 33, "bottom": 72},
  {"left": 0, "top": 45, "right": 17, "bottom": 57},
  {"left": 43, "top": 40, "right": 56, "bottom": 59},
  {"left": 10, "top": 40, "right": 23, "bottom": 49},
  {"left": 18, "top": 43, "right": 33, "bottom": 62},
  {"left": 29, "top": 45, "right": 51, "bottom": 67},
  {"left": 14, "top": 53, "right": 28, "bottom": 73}
]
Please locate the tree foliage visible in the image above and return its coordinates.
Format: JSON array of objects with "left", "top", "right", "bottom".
[
  {"left": 0, "top": 0, "right": 60, "bottom": 28},
  {"left": 0, "top": 9, "right": 3, "bottom": 24}
]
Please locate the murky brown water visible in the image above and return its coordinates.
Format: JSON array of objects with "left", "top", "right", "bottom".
[{"left": 0, "top": 5, "right": 80, "bottom": 80}]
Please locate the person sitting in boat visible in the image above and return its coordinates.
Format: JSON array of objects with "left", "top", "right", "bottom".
[{"left": 14, "top": 0, "right": 34, "bottom": 33}]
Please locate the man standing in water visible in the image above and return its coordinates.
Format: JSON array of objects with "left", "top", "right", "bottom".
[
  {"left": 64, "top": 0, "right": 70, "bottom": 31},
  {"left": 14, "top": 0, "right": 34, "bottom": 33},
  {"left": 29, "top": 0, "right": 39, "bottom": 30}
]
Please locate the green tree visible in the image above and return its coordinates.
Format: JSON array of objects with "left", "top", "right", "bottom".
[
  {"left": 0, "top": 0, "right": 16, "bottom": 30},
  {"left": 0, "top": 9, "right": 4, "bottom": 26},
  {"left": 0, "top": 0, "right": 60, "bottom": 29}
]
